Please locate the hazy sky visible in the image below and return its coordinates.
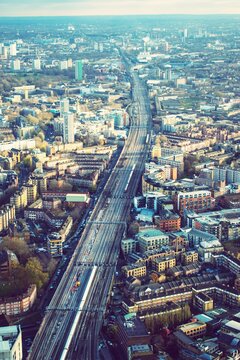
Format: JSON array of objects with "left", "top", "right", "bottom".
[{"left": 0, "top": 0, "right": 239, "bottom": 16}]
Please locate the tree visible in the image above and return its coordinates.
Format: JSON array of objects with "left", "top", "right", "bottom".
[
  {"left": 128, "top": 222, "right": 140, "bottom": 236},
  {"left": 26, "top": 114, "right": 39, "bottom": 125},
  {"left": 0, "top": 237, "right": 31, "bottom": 263},
  {"left": 25, "top": 257, "right": 49, "bottom": 289},
  {"left": 23, "top": 155, "right": 33, "bottom": 170},
  {"left": 47, "top": 258, "right": 58, "bottom": 276}
]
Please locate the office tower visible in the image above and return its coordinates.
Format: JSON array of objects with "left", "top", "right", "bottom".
[
  {"left": 33, "top": 59, "right": 41, "bottom": 70},
  {"left": 63, "top": 112, "right": 75, "bottom": 143},
  {"left": 60, "top": 98, "right": 69, "bottom": 117},
  {"left": 11, "top": 59, "right": 21, "bottom": 71},
  {"left": 9, "top": 43, "right": 17, "bottom": 56},
  {"left": 75, "top": 60, "right": 83, "bottom": 81},
  {"left": 183, "top": 28, "right": 188, "bottom": 38}
]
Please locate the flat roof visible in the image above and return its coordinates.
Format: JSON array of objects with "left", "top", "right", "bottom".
[
  {"left": 138, "top": 228, "right": 167, "bottom": 238},
  {"left": 194, "top": 314, "right": 213, "bottom": 323},
  {"left": 225, "top": 320, "right": 240, "bottom": 332}
]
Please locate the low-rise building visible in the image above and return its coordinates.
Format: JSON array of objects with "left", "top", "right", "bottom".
[
  {"left": 193, "top": 292, "right": 214, "bottom": 312},
  {"left": 122, "top": 263, "right": 147, "bottom": 278},
  {"left": 154, "top": 210, "right": 181, "bottom": 232},
  {"left": 0, "top": 285, "right": 37, "bottom": 315},
  {"left": 178, "top": 321, "right": 207, "bottom": 338},
  {"left": 48, "top": 216, "right": 73, "bottom": 257},
  {"left": 121, "top": 239, "right": 137, "bottom": 256},
  {"left": 212, "top": 253, "right": 240, "bottom": 276},
  {"left": 115, "top": 314, "right": 152, "bottom": 360},
  {"left": 182, "top": 251, "right": 199, "bottom": 265},
  {"left": 152, "top": 256, "right": 176, "bottom": 272}
]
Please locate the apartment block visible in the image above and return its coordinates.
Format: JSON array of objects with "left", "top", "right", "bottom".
[
  {"left": 0, "top": 204, "right": 15, "bottom": 232},
  {"left": 138, "top": 229, "right": 169, "bottom": 253},
  {"left": 121, "top": 239, "right": 137, "bottom": 256},
  {"left": 152, "top": 256, "right": 176, "bottom": 272},
  {"left": 175, "top": 190, "right": 215, "bottom": 216},
  {"left": 122, "top": 263, "right": 147, "bottom": 278},
  {"left": 0, "top": 325, "right": 22, "bottom": 360}
]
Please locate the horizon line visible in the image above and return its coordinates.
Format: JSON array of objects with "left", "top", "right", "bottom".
[{"left": 0, "top": 13, "right": 239, "bottom": 18}]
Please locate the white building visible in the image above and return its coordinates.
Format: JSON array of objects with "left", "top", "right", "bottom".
[
  {"left": 60, "top": 98, "right": 69, "bottom": 117},
  {"left": 11, "top": 59, "right": 20, "bottom": 71},
  {"left": 9, "top": 43, "right": 17, "bottom": 57},
  {"left": 63, "top": 112, "right": 75, "bottom": 143},
  {"left": 59, "top": 61, "right": 68, "bottom": 70},
  {"left": 33, "top": 59, "right": 41, "bottom": 70},
  {"left": 0, "top": 325, "right": 22, "bottom": 360}
]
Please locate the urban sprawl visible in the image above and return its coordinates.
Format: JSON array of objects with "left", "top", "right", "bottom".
[{"left": 0, "top": 15, "right": 240, "bottom": 360}]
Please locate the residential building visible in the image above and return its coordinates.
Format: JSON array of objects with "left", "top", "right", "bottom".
[
  {"left": 193, "top": 292, "right": 214, "bottom": 312},
  {"left": 75, "top": 60, "right": 83, "bottom": 81},
  {"left": 25, "top": 183, "right": 37, "bottom": 206},
  {"left": 152, "top": 256, "right": 176, "bottom": 272},
  {"left": 60, "top": 98, "right": 69, "bottom": 117},
  {"left": 33, "top": 59, "right": 41, "bottom": 70},
  {"left": 211, "top": 253, "right": 240, "bottom": 276},
  {"left": 11, "top": 59, "right": 20, "bottom": 71},
  {"left": 182, "top": 251, "right": 199, "bottom": 265},
  {"left": 48, "top": 216, "right": 73, "bottom": 257},
  {"left": 122, "top": 263, "right": 147, "bottom": 278},
  {"left": 137, "top": 229, "right": 169, "bottom": 253},
  {"left": 0, "top": 205, "right": 15, "bottom": 232},
  {"left": 0, "top": 285, "right": 37, "bottom": 315},
  {"left": 154, "top": 210, "right": 181, "bottom": 232},
  {"left": 10, "top": 188, "right": 27, "bottom": 212},
  {"left": 63, "top": 112, "right": 75, "bottom": 143},
  {"left": 0, "top": 251, "right": 11, "bottom": 277},
  {"left": 175, "top": 190, "right": 215, "bottom": 216},
  {"left": 0, "top": 325, "right": 22, "bottom": 360},
  {"left": 115, "top": 314, "right": 152, "bottom": 360},
  {"left": 121, "top": 239, "right": 137, "bottom": 256}
]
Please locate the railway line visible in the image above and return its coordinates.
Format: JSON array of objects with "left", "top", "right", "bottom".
[{"left": 28, "top": 67, "right": 152, "bottom": 360}]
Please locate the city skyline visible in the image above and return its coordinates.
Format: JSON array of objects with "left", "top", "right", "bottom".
[{"left": 0, "top": 0, "right": 239, "bottom": 16}]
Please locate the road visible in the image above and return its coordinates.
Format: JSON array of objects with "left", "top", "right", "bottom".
[{"left": 28, "top": 67, "right": 152, "bottom": 360}]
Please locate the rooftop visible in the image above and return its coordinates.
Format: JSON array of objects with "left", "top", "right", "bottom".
[{"left": 138, "top": 228, "right": 167, "bottom": 238}]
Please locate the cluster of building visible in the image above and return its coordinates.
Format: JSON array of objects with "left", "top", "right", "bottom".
[{"left": 106, "top": 17, "right": 240, "bottom": 360}]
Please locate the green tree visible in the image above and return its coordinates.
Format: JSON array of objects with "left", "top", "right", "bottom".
[
  {"left": 128, "top": 222, "right": 140, "bottom": 236},
  {"left": 25, "top": 257, "right": 49, "bottom": 289},
  {"left": 0, "top": 237, "right": 31, "bottom": 263}
]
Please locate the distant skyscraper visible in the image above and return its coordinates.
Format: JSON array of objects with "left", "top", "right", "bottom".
[
  {"left": 67, "top": 58, "right": 73, "bottom": 68},
  {"left": 9, "top": 43, "right": 17, "bottom": 56},
  {"left": 60, "top": 98, "right": 69, "bottom": 117},
  {"left": 75, "top": 60, "right": 83, "bottom": 81},
  {"left": 63, "top": 112, "right": 74, "bottom": 143},
  {"left": 12, "top": 59, "right": 20, "bottom": 71},
  {"left": 59, "top": 60, "right": 68, "bottom": 71},
  {"left": 183, "top": 28, "right": 188, "bottom": 38},
  {"left": 33, "top": 59, "right": 41, "bottom": 70},
  {"left": 165, "top": 66, "right": 172, "bottom": 81}
]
